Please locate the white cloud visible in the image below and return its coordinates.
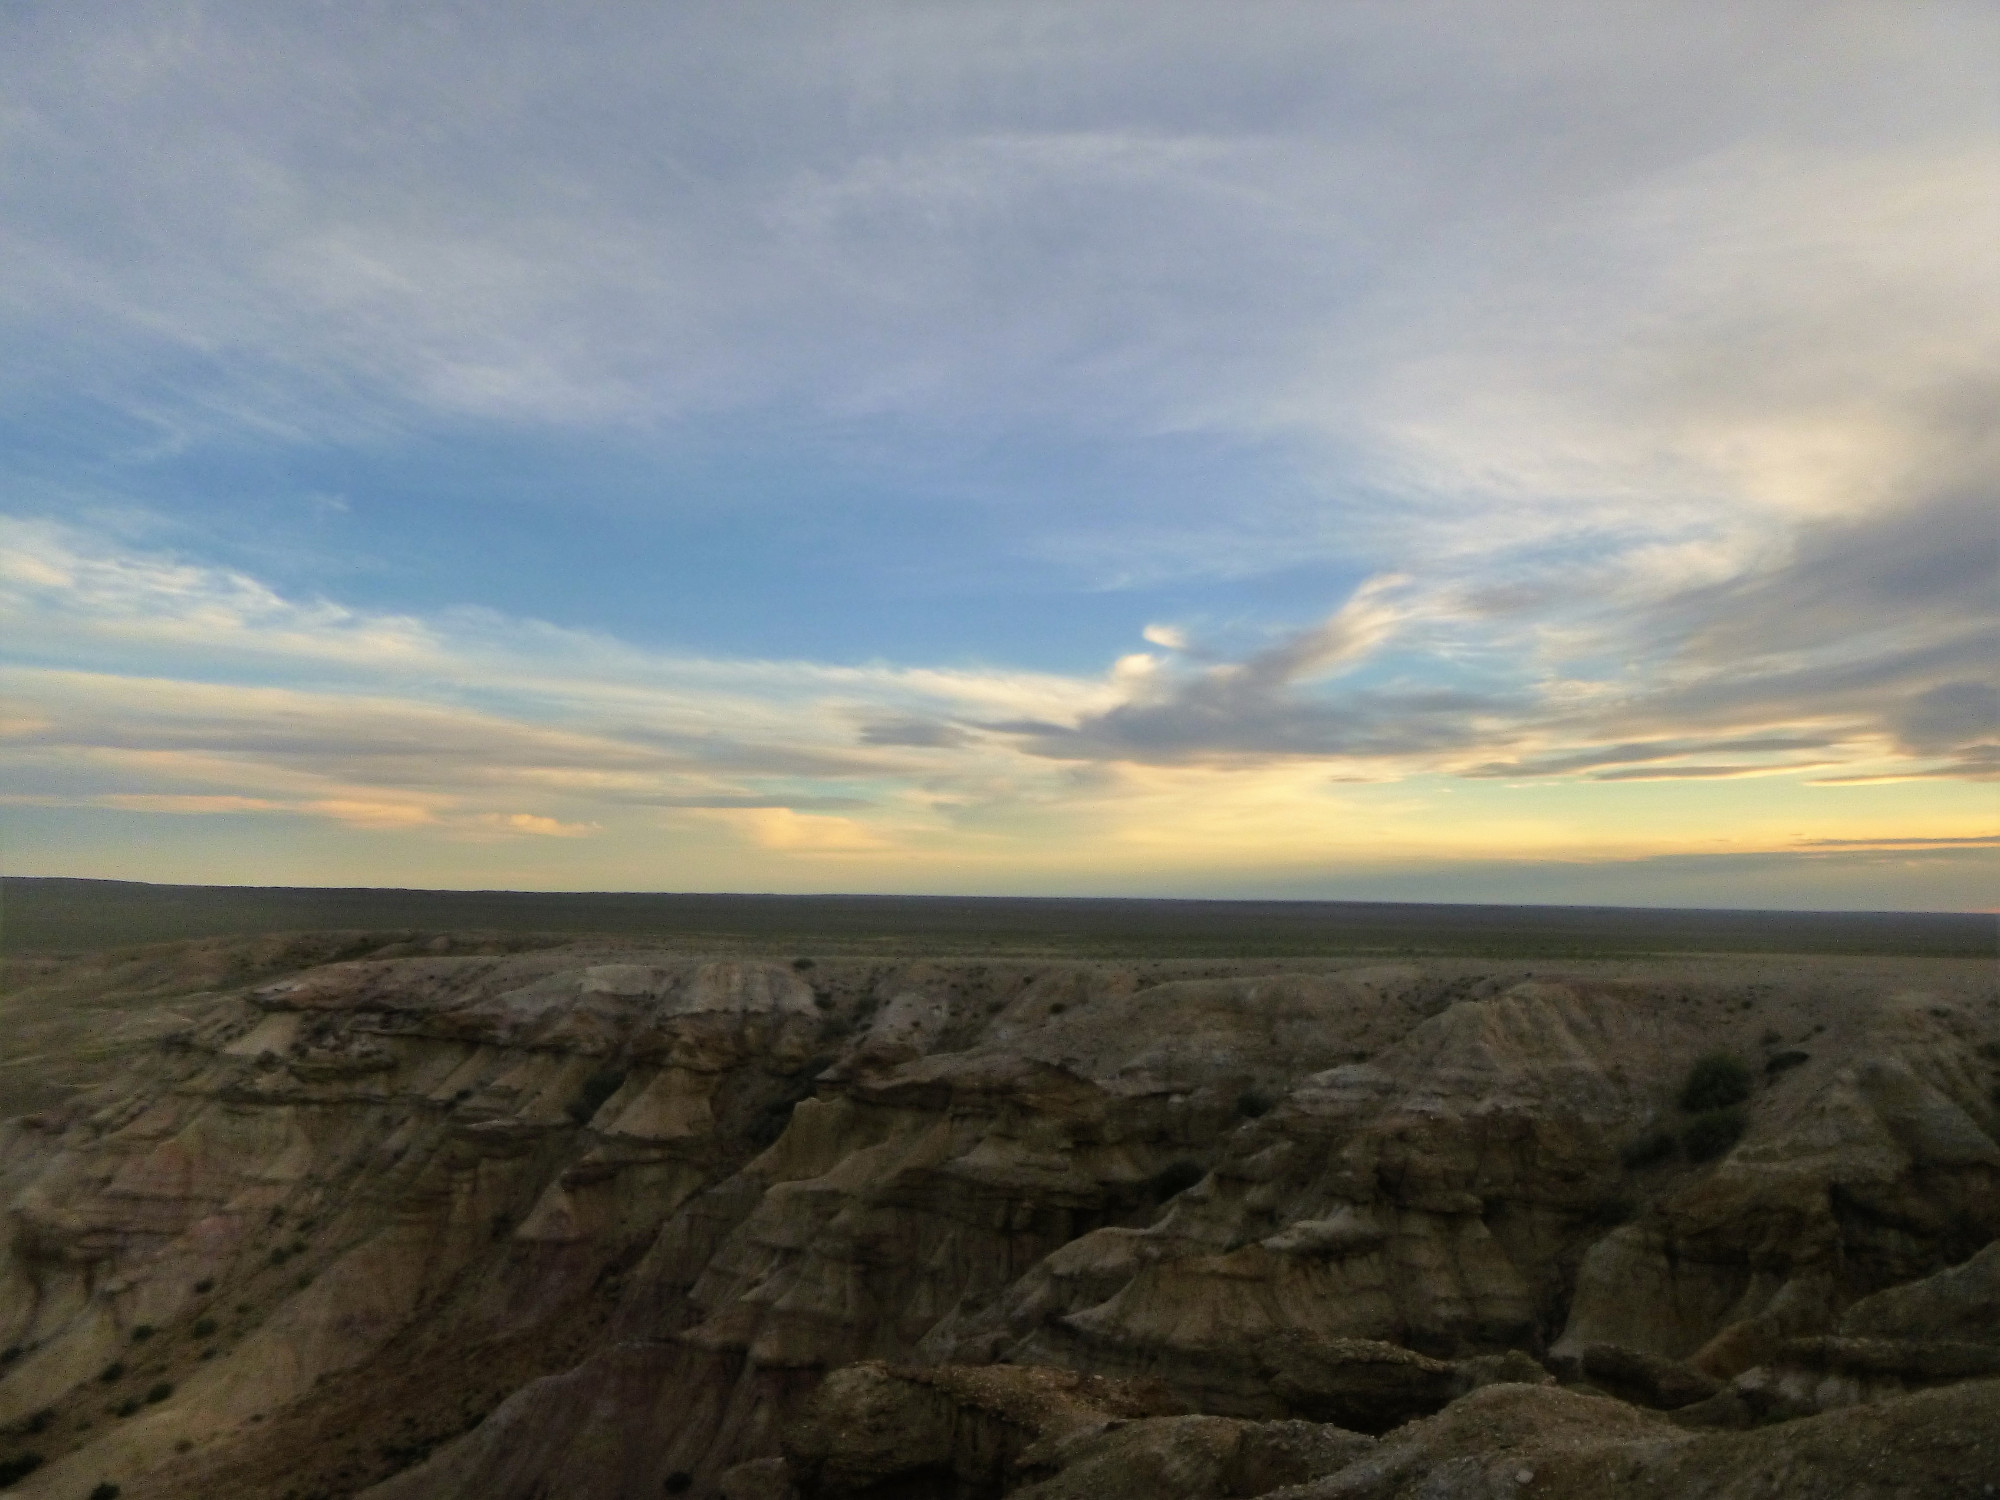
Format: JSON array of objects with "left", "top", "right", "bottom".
[
  {"left": 5, "top": 4, "right": 1992, "bottom": 553},
  {"left": 0, "top": 4, "right": 1993, "bottom": 898},
  {"left": 0, "top": 515, "right": 1989, "bottom": 902}
]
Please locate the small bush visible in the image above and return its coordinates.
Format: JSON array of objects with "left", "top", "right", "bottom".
[
  {"left": 98, "top": 1362, "right": 125, "bottom": 1384},
  {"left": 23, "top": 1410, "right": 53, "bottom": 1436},
  {"left": 1619, "top": 1130, "right": 1676, "bottom": 1170},
  {"left": 1679, "top": 1053, "right": 1752, "bottom": 1113},
  {"left": 565, "top": 1069, "right": 627, "bottom": 1127},
  {"left": 0, "top": 1453, "right": 44, "bottom": 1485},
  {"left": 145, "top": 1383, "right": 173, "bottom": 1405},
  {"left": 1592, "top": 1194, "right": 1639, "bottom": 1226},
  {"left": 1765, "top": 1050, "right": 1810, "bottom": 1077},
  {"left": 1681, "top": 1108, "right": 1747, "bottom": 1164},
  {"left": 130, "top": 1325, "right": 154, "bottom": 1342},
  {"left": 91, "top": 1484, "right": 122, "bottom": 1500},
  {"left": 1236, "top": 1088, "right": 1276, "bottom": 1119},
  {"left": 0, "top": 1345, "right": 19, "bottom": 1365},
  {"left": 746, "top": 1100, "right": 796, "bottom": 1150},
  {"left": 791, "top": 957, "right": 815, "bottom": 971},
  {"left": 113, "top": 1399, "right": 140, "bottom": 1418},
  {"left": 191, "top": 1317, "right": 217, "bottom": 1339},
  {"left": 379, "top": 1438, "right": 434, "bottom": 1469},
  {"left": 269, "top": 1248, "right": 290, "bottom": 1266},
  {"left": 192, "top": 1278, "right": 215, "bottom": 1294},
  {"left": 664, "top": 1474, "right": 693, "bottom": 1495},
  {"left": 1147, "top": 1160, "right": 1206, "bottom": 1200}
]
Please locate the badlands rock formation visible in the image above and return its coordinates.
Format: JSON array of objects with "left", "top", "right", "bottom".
[{"left": 0, "top": 942, "right": 1994, "bottom": 1498}]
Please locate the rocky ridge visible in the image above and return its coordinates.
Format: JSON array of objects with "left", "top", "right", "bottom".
[{"left": 0, "top": 942, "right": 1994, "bottom": 1498}]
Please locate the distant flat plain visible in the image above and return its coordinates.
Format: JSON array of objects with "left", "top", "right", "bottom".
[
  {"left": 0, "top": 875, "right": 1992, "bottom": 1122},
  {"left": 4, "top": 876, "right": 1993, "bottom": 959}
]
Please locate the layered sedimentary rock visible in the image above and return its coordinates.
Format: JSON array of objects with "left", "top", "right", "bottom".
[{"left": 0, "top": 944, "right": 1993, "bottom": 1498}]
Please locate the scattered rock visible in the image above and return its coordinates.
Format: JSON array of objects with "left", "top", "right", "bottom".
[
  {"left": 1261, "top": 1338, "right": 1467, "bottom": 1433},
  {"left": 782, "top": 1361, "right": 1185, "bottom": 1496},
  {"left": 1574, "top": 1342, "right": 1721, "bottom": 1410}
]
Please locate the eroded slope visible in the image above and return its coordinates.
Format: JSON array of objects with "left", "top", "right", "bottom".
[{"left": 0, "top": 945, "right": 1993, "bottom": 1498}]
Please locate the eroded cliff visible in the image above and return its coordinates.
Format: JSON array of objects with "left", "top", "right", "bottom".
[{"left": 1, "top": 943, "right": 1994, "bottom": 1498}]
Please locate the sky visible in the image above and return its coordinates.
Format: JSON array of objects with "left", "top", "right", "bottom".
[{"left": 1, "top": 1, "right": 1995, "bottom": 910}]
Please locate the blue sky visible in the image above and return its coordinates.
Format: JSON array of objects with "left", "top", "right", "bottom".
[{"left": 2, "top": 1, "right": 1995, "bottom": 908}]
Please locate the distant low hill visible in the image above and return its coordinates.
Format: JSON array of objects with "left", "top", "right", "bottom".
[{"left": 3, "top": 876, "right": 1992, "bottom": 958}]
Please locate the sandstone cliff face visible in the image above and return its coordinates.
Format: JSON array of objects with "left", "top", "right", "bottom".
[{"left": 0, "top": 946, "right": 1993, "bottom": 1499}]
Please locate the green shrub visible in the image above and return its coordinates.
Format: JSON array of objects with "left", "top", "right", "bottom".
[
  {"left": 378, "top": 1437, "right": 434, "bottom": 1469},
  {"left": 91, "top": 1483, "right": 122, "bottom": 1500},
  {"left": 23, "top": 1410, "right": 53, "bottom": 1436},
  {"left": 113, "top": 1399, "right": 139, "bottom": 1418},
  {"left": 1591, "top": 1194, "right": 1639, "bottom": 1226},
  {"left": 1147, "top": 1160, "right": 1206, "bottom": 1200},
  {"left": 0, "top": 1345, "right": 19, "bottom": 1365},
  {"left": 192, "top": 1278, "right": 215, "bottom": 1294},
  {"left": 130, "top": 1325, "right": 154, "bottom": 1342},
  {"left": 1681, "top": 1108, "right": 1747, "bottom": 1163},
  {"left": 746, "top": 1100, "right": 796, "bottom": 1149},
  {"left": 564, "top": 1069, "right": 627, "bottom": 1127},
  {"left": 1679, "top": 1053, "right": 1751, "bottom": 1113},
  {"left": 191, "top": 1318, "right": 217, "bottom": 1339},
  {"left": 145, "top": 1383, "right": 172, "bottom": 1405},
  {"left": 98, "top": 1362, "right": 125, "bottom": 1384},
  {"left": 0, "top": 1453, "right": 44, "bottom": 1484},
  {"left": 1619, "top": 1130, "right": 1676, "bottom": 1170}
]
